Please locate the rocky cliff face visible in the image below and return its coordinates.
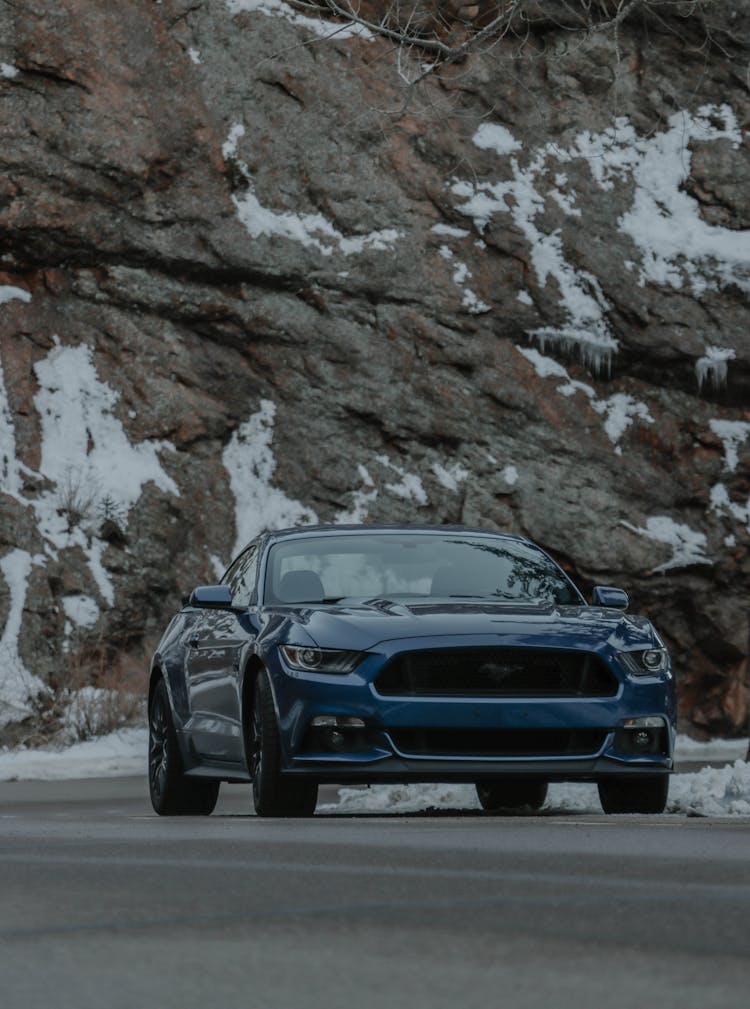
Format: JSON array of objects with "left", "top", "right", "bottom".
[{"left": 0, "top": 0, "right": 748, "bottom": 740}]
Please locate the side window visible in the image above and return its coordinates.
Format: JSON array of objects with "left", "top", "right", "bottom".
[{"left": 224, "top": 546, "right": 258, "bottom": 608}]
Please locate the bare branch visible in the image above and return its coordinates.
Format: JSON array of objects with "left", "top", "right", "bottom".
[{"left": 316, "top": 0, "right": 526, "bottom": 60}]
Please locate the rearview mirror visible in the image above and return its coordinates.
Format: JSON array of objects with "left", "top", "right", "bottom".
[
  {"left": 189, "top": 585, "right": 234, "bottom": 609},
  {"left": 592, "top": 585, "right": 629, "bottom": 609}
]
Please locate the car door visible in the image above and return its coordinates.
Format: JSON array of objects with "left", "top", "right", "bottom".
[{"left": 185, "top": 547, "right": 259, "bottom": 763}]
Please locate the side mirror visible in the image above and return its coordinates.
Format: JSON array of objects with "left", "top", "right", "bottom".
[
  {"left": 189, "top": 584, "right": 234, "bottom": 609},
  {"left": 592, "top": 585, "right": 629, "bottom": 609}
]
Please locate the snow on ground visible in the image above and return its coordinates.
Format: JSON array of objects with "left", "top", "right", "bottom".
[
  {"left": 320, "top": 761, "right": 750, "bottom": 818},
  {"left": 0, "top": 728, "right": 147, "bottom": 781},
  {"left": 0, "top": 733, "right": 747, "bottom": 819}
]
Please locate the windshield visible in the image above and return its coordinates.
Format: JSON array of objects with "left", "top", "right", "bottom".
[{"left": 264, "top": 533, "right": 581, "bottom": 605}]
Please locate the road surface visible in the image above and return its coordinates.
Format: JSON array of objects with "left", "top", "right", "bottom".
[{"left": 0, "top": 776, "right": 748, "bottom": 1009}]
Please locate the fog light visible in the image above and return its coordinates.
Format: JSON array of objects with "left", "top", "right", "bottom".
[
  {"left": 614, "top": 716, "right": 667, "bottom": 757},
  {"left": 311, "top": 716, "right": 365, "bottom": 728},
  {"left": 623, "top": 716, "right": 664, "bottom": 729},
  {"left": 330, "top": 730, "right": 345, "bottom": 750}
]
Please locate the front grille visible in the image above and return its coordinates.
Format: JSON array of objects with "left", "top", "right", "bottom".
[
  {"left": 388, "top": 727, "right": 607, "bottom": 758},
  {"left": 375, "top": 647, "right": 617, "bottom": 697}
]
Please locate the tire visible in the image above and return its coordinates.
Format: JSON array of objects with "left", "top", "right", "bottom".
[
  {"left": 476, "top": 780, "right": 548, "bottom": 813},
  {"left": 148, "top": 678, "right": 220, "bottom": 816},
  {"left": 598, "top": 774, "right": 669, "bottom": 814},
  {"left": 250, "top": 672, "right": 318, "bottom": 817}
]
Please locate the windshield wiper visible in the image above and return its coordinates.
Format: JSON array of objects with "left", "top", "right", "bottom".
[
  {"left": 293, "top": 596, "right": 345, "bottom": 604},
  {"left": 443, "top": 593, "right": 520, "bottom": 600}
]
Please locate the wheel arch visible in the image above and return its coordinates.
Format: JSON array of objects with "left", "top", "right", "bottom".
[
  {"left": 148, "top": 659, "right": 186, "bottom": 728},
  {"left": 240, "top": 655, "right": 266, "bottom": 772},
  {"left": 148, "top": 660, "right": 164, "bottom": 708}
]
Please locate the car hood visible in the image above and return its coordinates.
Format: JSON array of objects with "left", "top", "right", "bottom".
[{"left": 278, "top": 599, "right": 657, "bottom": 654}]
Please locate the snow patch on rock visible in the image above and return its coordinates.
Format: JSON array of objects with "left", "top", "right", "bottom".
[
  {"left": 453, "top": 106, "right": 747, "bottom": 375},
  {"left": 516, "top": 346, "right": 652, "bottom": 453},
  {"left": 62, "top": 594, "right": 100, "bottom": 631},
  {"left": 0, "top": 285, "right": 31, "bottom": 305},
  {"left": 618, "top": 106, "right": 748, "bottom": 296},
  {"left": 2, "top": 336, "right": 178, "bottom": 617},
  {"left": 0, "top": 550, "right": 47, "bottom": 727},
  {"left": 226, "top": 123, "right": 398, "bottom": 257},
  {"left": 502, "top": 464, "right": 519, "bottom": 486},
  {"left": 621, "top": 515, "right": 712, "bottom": 572},
  {"left": 432, "top": 461, "right": 469, "bottom": 492},
  {"left": 375, "top": 454, "right": 428, "bottom": 506},
  {"left": 0, "top": 353, "right": 23, "bottom": 501},
  {"left": 226, "top": 0, "right": 373, "bottom": 40},
  {"left": 438, "top": 244, "right": 490, "bottom": 314},
  {"left": 473, "top": 122, "right": 522, "bottom": 156},
  {"left": 592, "top": 394, "right": 654, "bottom": 455},
  {"left": 33, "top": 341, "right": 179, "bottom": 546},
  {"left": 431, "top": 223, "right": 470, "bottom": 238},
  {"left": 334, "top": 465, "right": 378, "bottom": 524},
  {"left": 222, "top": 398, "right": 318, "bottom": 557},
  {"left": 696, "top": 346, "right": 736, "bottom": 392},
  {"left": 709, "top": 419, "right": 750, "bottom": 472},
  {"left": 709, "top": 483, "right": 750, "bottom": 532}
]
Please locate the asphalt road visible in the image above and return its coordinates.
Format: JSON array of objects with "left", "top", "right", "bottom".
[{"left": 1, "top": 777, "right": 749, "bottom": 1009}]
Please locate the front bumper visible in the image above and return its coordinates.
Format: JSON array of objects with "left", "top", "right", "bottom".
[{"left": 268, "top": 635, "right": 676, "bottom": 784}]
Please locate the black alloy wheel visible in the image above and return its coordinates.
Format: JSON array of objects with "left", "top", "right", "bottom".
[
  {"left": 250, "top": 671, "right": 318, "bottom": 817},
  {"left": 597, "top": 774, "right": 669, "bottom": 814},
  {"left": 476, "top": 780, "right": 549, "bottom": 813},
  {"left": 148, "top": 678, "right": 219, "bottom": 816}
]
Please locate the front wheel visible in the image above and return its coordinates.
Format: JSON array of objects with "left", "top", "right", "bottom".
[
  {"left": 250, "top": 672, "right": 318, "bottom": 817},
  {"left": 476, "top": 780, "right": 548, "bottom": 813},
  {"left": 598, "top": 774, "right": 669, "bottom": 814},
  {"left": 148, "top": 678, "right": 220, "bottom": 815}
]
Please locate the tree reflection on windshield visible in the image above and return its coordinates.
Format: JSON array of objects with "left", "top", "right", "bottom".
[{"left": 266, "top": 533, "right": 581, "bottom": 605}]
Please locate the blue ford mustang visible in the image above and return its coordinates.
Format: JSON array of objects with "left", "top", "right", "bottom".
[{"left": 148, "top": 525, "right": 676, "bottom": 817}]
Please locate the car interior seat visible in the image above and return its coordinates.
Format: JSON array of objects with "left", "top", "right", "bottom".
[{"left": 277, "top": 569, "right": 326, "bottom": 604}]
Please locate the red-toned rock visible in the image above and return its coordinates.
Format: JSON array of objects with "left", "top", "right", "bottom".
[{"left": 0, "top": 0, "right": 748, "bottom": 740}]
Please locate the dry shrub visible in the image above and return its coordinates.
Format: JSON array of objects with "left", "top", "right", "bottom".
[{"left": 10, "top": 638, "right": 150, "bottom": 749}]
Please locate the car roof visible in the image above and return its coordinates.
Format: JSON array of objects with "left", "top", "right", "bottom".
[{"left": 263, "top": 523, "right": 528, "bottom": 543}]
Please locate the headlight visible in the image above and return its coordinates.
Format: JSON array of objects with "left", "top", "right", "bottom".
[
  {"left": 620, "top": 648, "right": 670, "bottom": 675},
  {"left": 279, "top": 645, "right": 365, "bottom": 674}
]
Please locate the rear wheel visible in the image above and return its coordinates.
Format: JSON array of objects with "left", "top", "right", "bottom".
[
  {"left": 148, "top": 678, "right": 220, "bottom": 816},
  {"left": 250, "top": 671, "right": 318, "bottom": 817},
  {"left": 598, "top": 774, "right": 669, "bottom": 814},
  {"left": 476, "top": 780, "right": 548, "bottom": 813}
]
